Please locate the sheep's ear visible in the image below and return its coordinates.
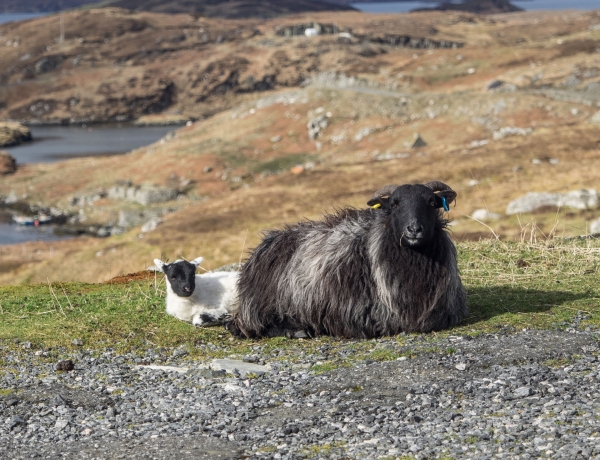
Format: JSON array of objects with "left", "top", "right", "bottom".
[
  {"left": 367, "top": 195, "right": 390, "bottom": 210},
  {"left": 434, "top": 190, "right": 457, "bottom": 209},
  {"left": 190, "top": 257, "right": 204, "bottom": 267},
  {"left": 154, "top": 259, "right": 166, "bottom": 272}
]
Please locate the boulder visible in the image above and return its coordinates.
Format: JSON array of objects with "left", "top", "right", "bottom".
[
  {"left": 210, "top": 359, "right": 271, "bottom": 378},
  {"left": 471, "top": 209, "right": 501, "bottom": 221},
  {"left": 35, "top": 55, "right": 64, "bottom": 74},
  {"left": 108, "top": 183, "right": 178, "bottom": 205},
  {"left": 118, "top": 208, "right": 172, "bottom": 228},
  {"left": 307, "top": 114, "right": 329, "bottom": 140},
  {"left": 506, "top": 189, "right": 598, "bottom": 215},
  {"left": 590, "top": 110, "right": 600, "bottom": 125},
  {"left": 590, "top": 217, "right": 600, "bottom": 235},
  {"left": 0, "top": 122, "right": 32, "bottom": 148},
  {"left": 0, "top": 151, "right": 16, "bottom": 175},
  {"left": 493, "top": 126, "right": 532, "bottom": 140},
  {"left": 141, "top": 218, "right": 163, "bottom": 233}
]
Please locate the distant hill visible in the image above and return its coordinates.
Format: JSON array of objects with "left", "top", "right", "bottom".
[
  {"left": 1, "top": 0, "right": 356, "bottom": 17},
  {"left": 99, "top": 0, "right": 356, "bottom": 18},
  {"left": 413, "top": 0, "right": 523, "bottom": 14},
  {"left": 0, "top": 0, "right": 98, "bottom": 13}
]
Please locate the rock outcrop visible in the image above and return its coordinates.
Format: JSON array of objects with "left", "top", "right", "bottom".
[
  {"left": 0, "top": 151, "right": 16, "bottom": 175},
  {"left": 107, "top": 182, "right": 178, "bottom": 206},
  {"left": 0, "top": 122, "right": 32, "bottom": 148},
  {"left": 506, "top": 189, "right": 598, "bottom": 215}
]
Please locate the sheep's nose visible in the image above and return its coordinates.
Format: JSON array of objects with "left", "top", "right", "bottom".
[
  {"left": 406, "top": 223, "right": 423, "bottom": 237},
  {"left": 183, "top": 286, "right": 191, "bottom": 292}
]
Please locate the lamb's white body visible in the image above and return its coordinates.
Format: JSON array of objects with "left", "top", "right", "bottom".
[
  {"left": 165, "top": 271, "right": 239, "bottom": 326},
  {"left": 154, "top": 257, "right": 239, "bottom": 327}
]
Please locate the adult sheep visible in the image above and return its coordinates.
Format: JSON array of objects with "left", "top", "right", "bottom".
[{"left": 226, "top": 181, "right": 467, "bottom": 339}]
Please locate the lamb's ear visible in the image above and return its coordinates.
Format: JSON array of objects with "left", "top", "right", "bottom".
[
  {"left": 367, "top": 195, "right": 390, "bottom": 210},
  {"left": 154, "top": 259, "right": 166, "bottom": 272},
  {"left": 190, "top": 257, "right": 204, "bottom": 267}
]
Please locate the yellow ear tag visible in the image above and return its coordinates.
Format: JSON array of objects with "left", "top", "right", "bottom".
[{"left": 371, "top": 203, "right": 381, "bottom": 209}]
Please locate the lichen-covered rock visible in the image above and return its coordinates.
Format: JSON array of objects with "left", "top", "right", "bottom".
[
  {"left": 0, "top": 122, "right": 32, "bottom": 148},
  {"left": 108, "top": 183, "right": 178, "bottom": 206},
  {"left": 471, "top": 208, "right": 501, "bottom": 221},
  {"left": 506, "top": 189, "right": 598, "bottom": 215},
  {"left": 0, "top": 150, "right": 16, "bottom": 174}
]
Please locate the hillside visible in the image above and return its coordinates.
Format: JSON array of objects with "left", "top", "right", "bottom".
[
  {"left": 0, "top": 9, "right": 462, "bottom": 125},
  {"left": 0, "top": 0, "right": 96, "bottom": 13},
  {"left": 0, "top": 0, "right": 355, "bottom": 16},
  {"left": 98, "top": 0, "right": 356, "bottom": 18},
  {"left": 1, "top": 8, "right": 600, "bottom": 284},
  {"left": 414, "top": 0, "right": 523, "bottom": 14}
]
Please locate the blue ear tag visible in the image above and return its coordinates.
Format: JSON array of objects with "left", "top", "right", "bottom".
[{"left": 442, "top": 196, "right": 450, "bottom": 212}]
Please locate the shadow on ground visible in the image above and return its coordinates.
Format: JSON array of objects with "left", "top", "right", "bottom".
[{"left": 463, "top": 285, "right": 587, "bottom": 326}]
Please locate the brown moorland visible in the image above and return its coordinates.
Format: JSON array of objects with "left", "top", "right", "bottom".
[{"left": 0, "top": 8, "right": 600, "bottom": 285}]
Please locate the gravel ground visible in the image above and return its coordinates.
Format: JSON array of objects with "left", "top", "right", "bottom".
[{"left": 2, "top": 328, "right": 600, "bottom": 459}]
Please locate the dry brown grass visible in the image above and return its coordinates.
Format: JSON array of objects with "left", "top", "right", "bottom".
[{"left": 1, "top": 9, "right": 600, "bottom": 284}]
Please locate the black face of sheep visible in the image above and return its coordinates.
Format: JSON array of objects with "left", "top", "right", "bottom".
[
  {"left": 158, "top": 260, "right": 198, "bottom": 297},
  {"left": 367, "top": 183, "right": 457, "bottom": 249}
]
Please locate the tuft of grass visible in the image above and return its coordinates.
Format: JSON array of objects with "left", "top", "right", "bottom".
[
  {"left": 301, "top": 441, "right": 347, "bottom": 458},
  {"left": 368, "top": 348, "right": 402, "bottom": 362},
  {"left": 544, "top": 358, "right": 572, "bottom": 368},
  {"left": 311, "top": 362, "right": 350, "bottom": 374}
]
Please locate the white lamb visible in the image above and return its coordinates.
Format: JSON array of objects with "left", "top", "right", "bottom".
[{"left": 154, "top": 257, "right": 238, "bottom": 327}]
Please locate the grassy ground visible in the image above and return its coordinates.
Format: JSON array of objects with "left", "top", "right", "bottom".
[{"left": 1, "top": 238, "right": 598, "bottom": 367}]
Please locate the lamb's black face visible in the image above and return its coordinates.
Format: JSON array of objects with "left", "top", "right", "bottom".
[
  {"left": 368, "top": 184, "right": 453, "bottom": 248},
  {"left": 162, "top": 261, "right": 197, "bottom": 297}
]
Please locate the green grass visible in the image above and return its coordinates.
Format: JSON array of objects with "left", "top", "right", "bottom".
[
  {"left": 0, "top": 239, "right": 599, "bottom": 357},
  {"left": 252, "top": 153, "right": 316, "bottom": 174}
]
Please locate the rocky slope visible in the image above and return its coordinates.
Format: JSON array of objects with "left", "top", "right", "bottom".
[
  {"left": 1, "top": 9, "right": 600, "bottom": 284},
  {"left": 0, "top": 8, "right": 466, "bottom": 125}
]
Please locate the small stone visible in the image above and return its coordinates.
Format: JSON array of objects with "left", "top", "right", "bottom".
[
  {"left": 172, "top": 346, "right": 188, "bottom": 358},
  {"left": 455, "top": 363, "right": 467, "bottom": 371},
  {"left": 50, "top": 395, "right": 68, "bottom": 407},
  {"left": 56, "top": 360, "right": 75, "bottom": 372},
  {"left": 9, "top": 415, "right": 25, "bottom": 429},
  {"left": 72, "top": 338, "right": 83, "bottom": 346},
  {"left": 514, "top": 387, "right": 533, "bottom": 398},
  {"left": 54, "top": 419, "right": 69, "bottom": 431}
]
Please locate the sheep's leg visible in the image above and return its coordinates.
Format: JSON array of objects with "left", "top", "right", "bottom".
[
  {"left": 265, "top": 317, "right": 314, "bottom": 339},
  {"left": 224, "top": 318, "right": 245, "bottom": 337},
  {"left": 192, "top": 310, "right": 231, "bottom": 328}
]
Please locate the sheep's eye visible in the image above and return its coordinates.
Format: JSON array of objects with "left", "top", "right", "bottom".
[
  {"left": 429, "top": 200, "right": 436, "bottom": 207},
  {"left": 391, "top": 203, "right": 398, "bottom": 209}
]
